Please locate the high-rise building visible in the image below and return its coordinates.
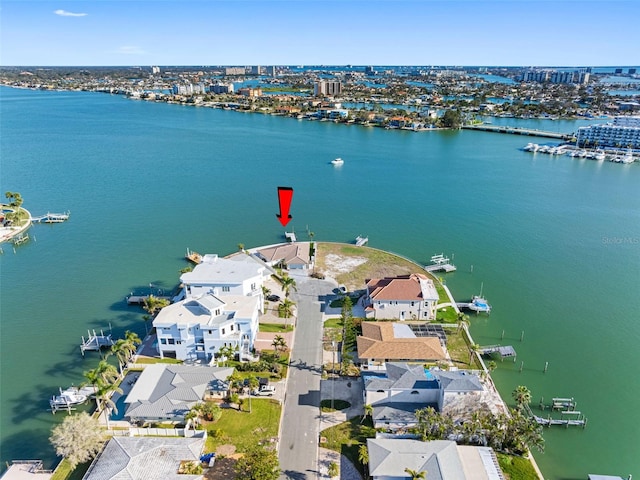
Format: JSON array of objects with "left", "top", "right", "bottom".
[
  {"left": 314, "top": 80, "right": 342, "bottom": 97},
  {"left": 151, "top": 66, "right": 160, "bottom": 75}
]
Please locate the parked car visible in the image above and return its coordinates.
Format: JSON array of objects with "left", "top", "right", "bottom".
[
  {"left": 266, "top": 294, "right": 280, "bottom": 302},
  {"left": 252, "top": 385, "right": 276, "bottom": 396}
]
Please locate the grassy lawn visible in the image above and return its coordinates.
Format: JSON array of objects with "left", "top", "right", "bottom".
[
  {"left": 435, "top": 305, "right": 458, "bottom": 323},
  {"left": 320, "top": 417, "right": 376, "bottom": 477},
  {"left": 315, "top": 244, "right": 434, "bottom": 291},
  {"left": 204, "top": 398, "right": 281, "bottom": 453},
  {"left": 258, "top": 323, "right": 293, "bottom": 333},
  {"left": 323, "top": 318, "right": 344, "bottom": 329},
  {"left": 497, "top": 453, "right": 540, "bottom": 479},
  {"left": 134, "top": 356, "right": 183, "bottom": 364},
  {"left": 446, "top": 327, "right": 483, "bottom": 370}
]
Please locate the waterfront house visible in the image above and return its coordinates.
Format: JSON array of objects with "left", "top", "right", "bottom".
[
  {"left": 179, "top": 252, "right": 268, "bottom": 305},
  {"left": 153, "top": 293, "right": 260, "bottom": 362},
  {"left": 82, "top": 435, "right": 206, "bottom": 480},
  {"left": 357, "top": 322, "right": 446, "bottom": 371},
  {"left": 124, "top": 364, "right": 233, "bottom": 423},
  {"left": 364, "top": 274, "right": 439, "bottom": 320},
  {"left": 363, "top": 362, "right": 486, "bottom": 428},
  {"left": 254, "top": 242, "right": 312, "bottom": 270},
  {"left": 366, "top": 438, "right": 505, "bottom": 480}
]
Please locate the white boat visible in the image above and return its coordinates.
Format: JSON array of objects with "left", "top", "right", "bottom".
[
  {"left": 355, "top": 235, "right": 368, "bottom": 246},
  {"left": 594, "top": 151, "right": 606, "bottom": 161},
  {"left": 468, "top": 296, "right": 491, "bottom": 313},
  {"left": 50, "top": 388, "right": 87, "bottom": 408},
  {"left": 331, "top": 157, "right": 344, "bottom": 166},
  {"left": 620, "top": 150, "right": 634, "bottom": 164}
]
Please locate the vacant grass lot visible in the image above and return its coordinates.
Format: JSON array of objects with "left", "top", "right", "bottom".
[
  {"left": 321, "top": 417, "right": 376, "bottom": 477},
  {"left": 204, "top": 398, "right": 281, "bottom": 453},
  {"left": 315, "top": 244, "right": 448, "bottom": 301}
]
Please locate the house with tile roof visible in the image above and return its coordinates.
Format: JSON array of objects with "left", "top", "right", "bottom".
[
  {"left": 363, "top": 362, "right": 485, "bottom": 429},
  {"left": 366, "top": 438, "right": 505, "bottom": 480},
  {"left": 153, "top": 293, "right": 260, "bottom": 362},
  {"left": 124, "top": 364, "right": 233, "bottom": 423},
  {"left": 356, "top": 322, "right": 446, "bottom": 371},
  {"left": 82, "top": 435, "right": 206, "bottom": 480},
  {"left": 364, "top": 274, "right": 439, "bottom": 320},
  {"left": 254, "top": 242, "right": 312, "bottom": 270}
]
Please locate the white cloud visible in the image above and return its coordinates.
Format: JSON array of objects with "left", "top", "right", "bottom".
[
  {"left": 116, "top": 46, "right": 147, "bottom": 55},
  {"left": 54, "top": 9, "right": 88, "bottom": 17}
]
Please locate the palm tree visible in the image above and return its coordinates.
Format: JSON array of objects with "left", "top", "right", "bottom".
[
  {"left": 404, "top": 468, "right": 426, "bottom": 480},
  {"left": 512, "top": 385, "right": 532, "bottom": 410},
  {"left": 358, "top": 444, "right": 369, "bottom": 478},
  {"left": 111, "top": 339, "right": 130, "bottom": 376},
  {"left": 95, "top": 381, "right": 123, "bottom": 429},
  {"left": 456, "top": 312, "right": 469, "bottom": 332},
  {"left": 361, "top": 403, "right": 373, "bottom": 424},
  {"left": 280, "top": 275, "right": 297, "bottom": 298},
  {"left": 279, "top": 298, "right": 296, "bottom": 327},
  {"left": 142, "top": 294, "right": 169, "bottom": 317},
  {"left": 272, "top": 335, "right": 287, "bottom": 353}
]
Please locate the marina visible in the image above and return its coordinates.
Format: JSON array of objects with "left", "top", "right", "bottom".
[{"left": 523, "top": 142, "right": 636, "bottom": 164}]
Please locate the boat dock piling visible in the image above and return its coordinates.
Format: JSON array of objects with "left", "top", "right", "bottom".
[
  {"left": 425, "top": 253, "right": 457, "bottom": 273},
  {"left": 185, "top": 247, "right": 202, "bottom": 264},
  {"left": 532, "top": 397, "right": 587, "bottom": 428},
  {"left": 80, "top": 329, "right": 114, "bottom": 356},
  {"left": 31, "top": 211, "right": 70, "bottom": 223}
]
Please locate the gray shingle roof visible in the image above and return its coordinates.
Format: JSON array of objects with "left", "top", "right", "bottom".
[
  {"left": 125, "top": 365, "right": 233, "bottom": 420},
  {"left": 83, "top": 436, "right": 205, "bottom": 480},
  {"left": 433, "top": 370, "right": 483, "bottom": 392},
  {"left": 365, "top": 363, "right": 439, "bottom": 392},
  {"left": 367, "top": 438, "right": 464, "bottom": 480}
]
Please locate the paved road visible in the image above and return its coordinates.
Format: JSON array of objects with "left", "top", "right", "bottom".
[{"left": 279, "top": 275, "right": 335, "bottom": 480}]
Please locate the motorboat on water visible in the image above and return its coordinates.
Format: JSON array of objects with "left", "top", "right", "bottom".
[
  {"left": 50, "top": 388, "right": 88, "bottom": 408},
  {"left": 468, "top": 296, "right": 492, "bottom": 313},
  {"left": 331, "top": 157, "right": 344, "bottom": 166}
]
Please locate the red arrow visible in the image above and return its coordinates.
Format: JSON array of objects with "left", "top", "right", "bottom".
[{"left": 276, "top": 186, "right": 294, "bottom": 227}]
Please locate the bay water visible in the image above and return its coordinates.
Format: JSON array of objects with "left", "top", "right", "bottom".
[{"left": 1, "top": 87, "right": 638, "bottom": 478}]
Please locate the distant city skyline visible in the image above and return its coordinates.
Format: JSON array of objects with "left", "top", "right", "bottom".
[{"left": 1, "top": 1, "right": 639, "bottom": 67}]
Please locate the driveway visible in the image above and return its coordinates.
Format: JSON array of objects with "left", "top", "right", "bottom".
[{"left": 278, "top": 275, "right": 335, "bottom": 480}]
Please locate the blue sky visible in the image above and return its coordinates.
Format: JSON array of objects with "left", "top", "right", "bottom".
[{"left": 1, "top": 1, "right": 638, "bottom": 66}]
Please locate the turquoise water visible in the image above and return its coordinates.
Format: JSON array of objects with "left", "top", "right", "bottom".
[{"left": 1, "top": 87, "right": 639, "bottom": 478}]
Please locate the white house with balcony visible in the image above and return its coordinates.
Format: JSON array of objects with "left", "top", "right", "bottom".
[
  {"left": 178, "top": 253, "right": 269, "bottom": 308},
  {"left": 153, "top": 293, "right": 260, "bottom": 362}
]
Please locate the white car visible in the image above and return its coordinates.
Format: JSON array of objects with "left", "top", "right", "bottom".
[{"left": 252, "top": 385, "right": 276, "bottom": 396}]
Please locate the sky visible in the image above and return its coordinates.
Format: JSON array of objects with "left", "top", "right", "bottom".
[{"left": 1, "top": 0, "right": 639, "bottom": 67}]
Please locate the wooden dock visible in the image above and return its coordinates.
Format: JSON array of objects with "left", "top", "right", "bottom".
[
  {"left": 126, "top": 294, "right": 171, "bottom": 305},
  {"left": 80, "top": 329, "right": 114, "bottom": 356},
  {"left": 479, "top": 345, "right": 517, "bottom": 360},
  {"left": 462, "top": 124, "right": 574, "bottom": 140},
  {"left": 529, "top": 398, "right": 587, "bottom": 428},
  {"left": 185, "top": 248, "right": 202, "bottom": 264}
]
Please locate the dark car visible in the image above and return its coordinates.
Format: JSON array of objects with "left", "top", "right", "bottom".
[{"left": 266, "top": 294, "right": 280, "bottom": 302}]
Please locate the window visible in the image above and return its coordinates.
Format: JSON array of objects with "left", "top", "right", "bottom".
[
  {"left": 168, "top": 339, "right": 175, "bottom": 345},
  {"left": 222, "top": 286, "right": 230, "bottom": 292},
  {"left": 411, "top": 390, "right": 419, "bottom": 395},
  {"left": 411, "top": 302, "right": 414, "bottom": 307},
  {"left": 222, "top": 328, "right": 226, "bottom": 335},
  {"left": 230, "top": 325, "right": 234, "bottom": 331},
  {"left": 160, "top": 338, "right": 167, "bottom": 345},
  {"left": 176, "top": 340, "right": 182, "bottom": 345}
]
